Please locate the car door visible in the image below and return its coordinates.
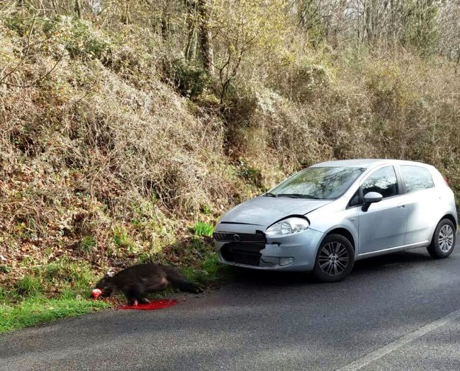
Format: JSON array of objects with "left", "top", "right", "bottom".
[
  {"left": 399, "top": 165, "right": 439, "bottom": 245},
  {"left": 357, "top": 166, "right": 408, "bottom": 255}
]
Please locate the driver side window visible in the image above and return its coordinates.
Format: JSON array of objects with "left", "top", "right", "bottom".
[{"left": 362, "top": 166, "right": 398, "bottom": 198}]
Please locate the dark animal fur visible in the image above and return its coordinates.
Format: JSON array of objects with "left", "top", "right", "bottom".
[{"left": 94, "top": 264, "right": 202, "bottom": 305}]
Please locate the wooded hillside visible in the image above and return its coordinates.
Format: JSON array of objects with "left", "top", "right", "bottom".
[{"left": 1, "top": 0, "right": 460, "bottom": 300}]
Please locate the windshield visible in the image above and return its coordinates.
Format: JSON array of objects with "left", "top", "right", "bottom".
[{"left": 267, "top": 167, "right": 365, "bottom": 200}]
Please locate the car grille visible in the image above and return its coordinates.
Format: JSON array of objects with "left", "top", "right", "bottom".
[
  {"left": 213, "top": 232, "right": 266, "bottom": 243},
  {"left": 220, "top": 241, "right": 265, "bottom": 266}
]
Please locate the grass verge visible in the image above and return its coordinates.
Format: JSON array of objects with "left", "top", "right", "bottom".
[
  {"left": 182, "top": 254, "right": 234, "bottom": 286},
  {"left": 0, "top": 297, "right": 110, "bottom": 334},
  {"left": 0, "top": 248, "right": 232, "bottom": 334}
]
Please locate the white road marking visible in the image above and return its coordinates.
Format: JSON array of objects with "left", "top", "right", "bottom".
[{"left": 336, "top": 308, "right": 460, "bottom": 371}]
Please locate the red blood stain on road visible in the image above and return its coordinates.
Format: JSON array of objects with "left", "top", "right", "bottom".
[{"left": 118, "top": 299, "right": 178, "bottom": 310}]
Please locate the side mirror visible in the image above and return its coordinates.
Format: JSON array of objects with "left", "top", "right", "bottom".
[{"left": 362, "top": 192, "right": 383, "bottom": 212}]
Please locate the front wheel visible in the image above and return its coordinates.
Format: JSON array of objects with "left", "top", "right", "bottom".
[
  {"left": 427, "top": 219, "right": 456, "bottom": 259},
  {"left": 313, "top": 234, "right": 355, "bottom": 283}
]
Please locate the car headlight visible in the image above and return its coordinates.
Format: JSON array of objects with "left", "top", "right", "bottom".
[{"left": 266, "top": 217, "right": 310, "bottom": 237}]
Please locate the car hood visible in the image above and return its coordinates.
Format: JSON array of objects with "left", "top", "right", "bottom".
[{"left": 219, "top": 196, "right": 332, "bottom": 227}]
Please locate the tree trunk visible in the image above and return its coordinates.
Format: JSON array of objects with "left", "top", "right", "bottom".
[
  {"left": 161, "top": 16, "right": 168, "bottom": 38},
  {"left": 160, "top": 1, "right": 172, "bottom": 40},
  {"left": 185, "top": 0, "right": 197, "bottom": 61},
  {"left": 122, "top": 0, "right": 130, "bottom": 25},
  {"left": 455, "top": 53, "right": 460, "bottom": 75},
  {"left": 365, "top": 1, "right": 373, "bottom": 44},
  {"left": 198, "top": 0, "right": 214, "bottom": 75},
  {"left": 75, "top": 0, "right": 82, "bottom": 18}
]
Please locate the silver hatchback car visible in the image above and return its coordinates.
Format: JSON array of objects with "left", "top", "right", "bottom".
[{"left": 214, "top": 159, "right": 457, "bottom": 282}]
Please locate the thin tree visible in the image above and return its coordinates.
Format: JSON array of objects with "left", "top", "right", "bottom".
[
  {"left": 185, "top": 0, "right": 198, "bottom": 60},
  {"left": 75, "top": 0, "right": 82, "bottom": 18},
  {"left": 198, "top": 0, "right": 214, "bottom": 75}
]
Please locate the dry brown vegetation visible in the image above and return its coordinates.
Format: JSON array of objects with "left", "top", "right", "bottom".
[{"left": 1, "top": 1, "right": 460, "bottom": 298}]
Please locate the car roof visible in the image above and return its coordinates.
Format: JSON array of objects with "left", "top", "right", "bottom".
[{"left": 311, "top": 159, "right": 432, "bottom": 169}]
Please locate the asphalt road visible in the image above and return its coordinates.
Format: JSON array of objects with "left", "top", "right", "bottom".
[{"left": 2, "top": 245, "right": 460, "bottom": 371}]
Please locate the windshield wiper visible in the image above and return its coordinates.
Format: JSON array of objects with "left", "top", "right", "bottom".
[
  {"left": 277, "top": 193, "right": 322, "bottom": 199},
  {"left": 264, "top": 192, "right": 278, "bottom": 197},
  {"left": 276, "top": 193, "right": 302, "bottom": 198}
]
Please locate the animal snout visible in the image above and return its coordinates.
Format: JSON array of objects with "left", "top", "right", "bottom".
[{"left": 91, "top": 289, "right": 102, "bottom": 299}]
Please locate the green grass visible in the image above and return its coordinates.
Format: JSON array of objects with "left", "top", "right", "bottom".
[
  {"left": 0, "top": 296, "right": 109, "bottom": 334},
  {"left": 15, "top": 274, "right": 43, "bottom": 297},
  {"left": 79, "top": 236, "right": 96, "bottom": 254},
  {"left": 113, "top": 226, "right": 137, "bottom": 253},
  {"left": 0, "top": 259, "right": 112, "bottom": 334},
  {"left": 1, "top": 238, "right": 231, "bottom": 334},
  {"left": 193, "top": 222, "right": 214, "bottom": 237},
  {"left": 182, "top": 254, "right": 234, "bottom": 286},
  {"left": 0, "top": 265, "right": 11, "bottom": 273}
]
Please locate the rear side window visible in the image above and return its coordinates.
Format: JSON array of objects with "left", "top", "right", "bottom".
[
  {"left": 362, "top": 166, "right": 398, "bottom": 198},
  {"left": 400, "top": 166, "right": 434, "bottom": 193}
]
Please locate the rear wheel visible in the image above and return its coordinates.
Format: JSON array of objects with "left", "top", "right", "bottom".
[
  {"left": 313, "top": 234, "right": 354, "bottom": 283},
  {"left": 427, "top": 219, "right": 456, "bottom": 259}
]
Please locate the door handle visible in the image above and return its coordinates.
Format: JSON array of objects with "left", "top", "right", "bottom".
[{"left": 397, "top": 203, "right": 406, "bottom": 208}]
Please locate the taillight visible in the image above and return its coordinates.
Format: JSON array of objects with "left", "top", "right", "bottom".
[{"left": 443, "top": 176, "right": 450, "bottom": 187}]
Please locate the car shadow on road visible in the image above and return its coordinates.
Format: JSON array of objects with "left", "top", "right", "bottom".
[
  {"left": 352, "top": 249, "right": 432, "bottom": 274},
  {"left": 226, "top": 249, "right": 433, "bottom": 288}
]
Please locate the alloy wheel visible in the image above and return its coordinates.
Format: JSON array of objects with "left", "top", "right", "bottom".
[
  {"left": 318, "top": 242, "right": 350, "bottom": 276},
  {"left": 439, "top": 225, "right": 454, "bottom": 252}
]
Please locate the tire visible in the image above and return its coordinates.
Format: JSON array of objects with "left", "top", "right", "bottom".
[
  {"left": 313, "top": 234, "right": 355, "bottom": 283},
  {"left": 427, "top": 219, "right": 456, "bottom": 259}
]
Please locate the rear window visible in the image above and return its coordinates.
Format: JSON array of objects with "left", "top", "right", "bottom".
[{"left": 400, "top": 166, "right": 434, "bottom": 193}]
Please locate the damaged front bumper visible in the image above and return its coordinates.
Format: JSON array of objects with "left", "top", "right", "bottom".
[{"left": 214, "top": 224, "right": 324, "bottom": 272}]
